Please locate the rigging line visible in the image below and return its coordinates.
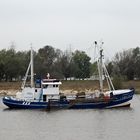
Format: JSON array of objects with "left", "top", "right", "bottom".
[
  {"left": 21, "top": 61, "right": 31, "bottom": 89},
  {"left": 92, "top": 65, "right": 98, "bottom": 75},
  {"left": 104, "top": 48, "right": 114, "bottom": 60},
  {"left": 104, "top": 70, "right": 111, "bottom": 91},
  {"left": 93, "top": 46, "right": 99, "bottom": 62},
  {"left": 76, "top": 66, "right": 90, "bottom": 79},
  {"left": 103, "top": 63, "right": 115, "bottom": 91},
  {"left": 85, "top": 44, "right": 98, "bottom": 63},
  {"left": 76, "top": 45, "right": 95, "bottom": 79}
]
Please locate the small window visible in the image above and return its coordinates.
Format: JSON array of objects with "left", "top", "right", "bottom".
[
  {"left": 53, "top": 85, "right": 55, "bottom": 87},
  {"left": 43, "top": 95, "right": 46, "bottom": 101},
  {"left": 56, "top": 85, "right": 58, "bottom": 87},
  {"left": 43, "top": 85, "right": 48, "bottom": 88},
  {"left": 35, "top": 83, "right": 41, "bottom": 88},
  {"left": 35, "top": 89, "right": 37, "bottom": 92}
]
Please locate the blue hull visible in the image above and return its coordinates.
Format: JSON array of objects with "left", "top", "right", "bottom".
[
  {"left": 2, "top": 90, "right": 134, "bottom": 109},
  {"left": 3, "top": 97, "right": 48, "bottom": 109}
]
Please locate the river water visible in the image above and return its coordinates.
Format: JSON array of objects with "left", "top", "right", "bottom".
[{"left": 0, "top": 95, "right": 140, "bottom": 140}]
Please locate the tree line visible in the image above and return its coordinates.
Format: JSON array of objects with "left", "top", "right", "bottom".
[
  {"left": 0, "top": 45, "right": 140, "bottom": 81},
  {"left": 0, "top": 45, "right": 91, "bottom": 81},
  {"left": 108, "top": 47, "right": 140, "bottom": 80}
]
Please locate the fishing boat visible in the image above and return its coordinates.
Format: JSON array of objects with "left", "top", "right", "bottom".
[
  {"left": 2, "top": 43, "right": 134, "bottom": 109},
  {"left": 2, "top": 48, "right": 62, "bottom": 109}
]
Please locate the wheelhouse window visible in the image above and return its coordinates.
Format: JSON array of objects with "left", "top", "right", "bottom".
[
  {"left": 53, "top": 85, "right": 58, "bottom": 87},
  {"left": 43, "top": 85, "right": 48, "bottom": 88}
]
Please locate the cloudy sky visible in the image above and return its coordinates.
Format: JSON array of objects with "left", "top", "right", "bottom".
[{"left": 0, "top": 0, "right": 140, "bottom": 58}]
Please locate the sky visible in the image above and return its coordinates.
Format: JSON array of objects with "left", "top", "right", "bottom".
[{"left": 0, "top": 0, "right": 140, "bottom": 59}]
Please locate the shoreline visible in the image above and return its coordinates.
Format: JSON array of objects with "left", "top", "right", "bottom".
[{"left": 0, "top": 80, "right": 140, "bottom": 96}]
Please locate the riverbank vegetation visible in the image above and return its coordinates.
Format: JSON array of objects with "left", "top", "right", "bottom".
[
  {"left": 0, "top": 45, "right": 140, "bottom": 93},
  {"left": 0, "top": 46, "right": 140, "bottom": 81},
  {"left": 0, "top": 80, "right": 140, "bottom": 94}
]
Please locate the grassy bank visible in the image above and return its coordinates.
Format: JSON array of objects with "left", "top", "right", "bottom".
[
  {"left": 0, "top": 82, "right": 21, "bottom": 90},
  {"left": 122, "top": 80, "right": 140, "bottom": 94},
  {"left": 0, "top": 80, "right": 140, "bottom": 94},
  {"left": 61, "top": 80, "right": 140, "bottom": 94}
]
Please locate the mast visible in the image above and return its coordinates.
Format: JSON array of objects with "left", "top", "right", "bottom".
[
  {"left": 95, "top": 41, "right": 103, "bottom": 93},
  {"left": 30, "top": 46, "right": 34, "bottom": 88},
  {"left": 21, "top": 46, "right": 34, "bottom": 89},
  {"left": 94, "top": 41, "right": 115, "bottom": 92},
  {"left": 99, "top": 47, "right": 103, "bottom": 93}
]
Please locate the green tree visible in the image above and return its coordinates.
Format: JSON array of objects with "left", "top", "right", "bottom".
[
  {"left": 57, "top": 49, "right": 75, "bottom": 80},
  {"left": 34, "top": 45, "right": 58, "bottom": 78},
  {"left": 112, "top": 75, "right": 122, "bottom": 89},
  {"left": 72, "top": 50, "right": 91, "bottom": 79},
  {"left": 113, "top": 49, "right": 134, "bottom": 80},
  {"left": 0, "top": 49, "right": 6, "bottom": 81},
  {"left": 106, "top": 62, "right": 113, "bottom": 76},
  {"left": 4, "top": 48, "right": 19, "bottom": 81},
  {"left": 132, "top": 47, "right": 140, "bottom": 79},
  {"left": 90, "top": 62, "right": 98, "bottom": 76},
  {"left": 16, "top": 50, "right": 30, "bottom": 80}
]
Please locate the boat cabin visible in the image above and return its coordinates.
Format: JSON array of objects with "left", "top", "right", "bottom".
[
  {"left": 41, "top": 79, "right": 62, "bottom": 102},
  {"left": 16, "top": 78, "right": 62, "bottom": 102}
]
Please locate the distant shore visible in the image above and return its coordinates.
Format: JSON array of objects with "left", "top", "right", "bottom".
[{"left": 0, "top": 80, "right": 140, "bottom": 96}]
